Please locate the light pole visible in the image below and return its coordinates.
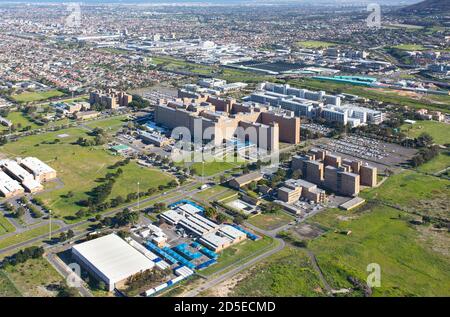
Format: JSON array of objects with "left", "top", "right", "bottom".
[
  {"left": 49, "top": 209, "right": 52, "bottom": 240},
  {"left": 137, "top": 181, "right": 140, "bottom": 212}
]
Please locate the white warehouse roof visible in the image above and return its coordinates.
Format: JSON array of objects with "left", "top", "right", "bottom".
[{"left": 72, "top": 234, "right": 155, "bottom": 286}]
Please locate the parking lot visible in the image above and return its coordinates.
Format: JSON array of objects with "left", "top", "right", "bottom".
[{"left": 312, "top": 134, "right": 417, "bottom": 169}]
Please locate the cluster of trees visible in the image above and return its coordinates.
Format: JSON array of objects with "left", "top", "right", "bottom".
[
  {"left": 56, "top": 283, "right": 79, "bottom": 297},
  {"left": 2, "top": 246, "right": 44, "bottom": 267},
  {"left": 101, "top": 208, "right": 139, "bottom": 228},
  {"left": 203, "top": 206, "right": 228, "bottom": 224},
  {"left": 78, "top": 166, "right": 124, "bottom": 209},
  {"left": 411, "top": 144, "right": 440, "bottom": 167},
  {"left": 276, "top": 231, "right": 308, "bottom": 248},
  {"left": 57, "top": 229, "right": 75, "bottom": 243},
  {"left": 125, "top": 268, "right": 171, "bottom": 295},
  {"left": 128, "top": 95, "right": 150, "bottom": 110},
  {"left": 20, "top": 197, "right": 43, "bottom": 218}
]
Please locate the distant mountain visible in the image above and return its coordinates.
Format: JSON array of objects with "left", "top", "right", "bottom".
[{"left": 400, "top": 0, "right": 450, "bottom": 13}]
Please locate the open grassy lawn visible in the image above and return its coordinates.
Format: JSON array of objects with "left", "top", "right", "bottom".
[
  {"left": 0, "top": 223, "right": 61, "bottom": 250},
  {"left": 1, "top": 128, "right": 119, "bottom": 219},
  {"left": 85, "top": 115, "right": 129, "bottom": 134},
  {"left": 109, "top": 162, "right": 175, "bottom": 198},
  {"left": 1, "top": 127, "right": 174, "bottom": 220},
  {"left": 0, "top": 270, "right": 21, "bottom": 296},
  {"left": 0, "top": 215, "right": 15, "bottom": 236},
  {"left": 392, "top": 44, "right": 426, "bottom": 51},
  {"left": 200, "top": 235, "right": 275, "bottom": 276},
  {"left": 11, "top": 90, "right": 65, "bottom": 103},
  {"left": 307, "top": 205, "right": 450, "bottom": 296},
  {"left": 1, "top": 111, "right": 40, "bottom": 131},
  {"left": 416, "top": 151, "right": 450, "bottom": 174},
  {"left": 230, "top": 247, "right": 326, "bottom": 297},
  {"left": 247, "top": 211, "right": 294, "bottom": 231},
  {"left": 296, "top": 41, "right": 336, "bottom": 48},
  {"left": 401, "top": 121, "right": 450, "bottom": 145},
  {"left": 2, "top": 257, "right": 65, "bottom": 297},
  {"left": 361, "top": 170, "right": 450, "bottom": 220}
]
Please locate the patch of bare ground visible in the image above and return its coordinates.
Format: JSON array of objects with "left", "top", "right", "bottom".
[
  {"left": 416, "top": 225, "right": 450, "bottom": 258},
  {"left": 202, "top": 271, "right": 251, "bottom": 297}
]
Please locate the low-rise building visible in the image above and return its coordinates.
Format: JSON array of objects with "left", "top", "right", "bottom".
[
  {"left": 19, "top": 157, "right": 57, "bottom": 182},
  {"left": 0, "top": 171, "right": 24, "bottom": 198},
  {"left": 229, "top": 172, "right": 263, "bottom": 190},
  {"left": 72, "top": 234, "right": 155, "bottom": 292}
]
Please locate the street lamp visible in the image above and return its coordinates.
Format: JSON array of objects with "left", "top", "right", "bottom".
[
  {"left": 137, "top": 182, "right": 140, "bottom": 212},
  {"left": 49, "top": 209, "right": 52, "bottom": 240}
]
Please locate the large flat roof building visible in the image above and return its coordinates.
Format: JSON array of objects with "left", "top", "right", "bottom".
[
  {"left": 72, "top": 234, "right": 155, "bottom": 291},
  {"left": 0, "top": 171, "right": 24, "bottom": 198},
  {"left": 19, "top": 157, "right": 57, "bottom": 182}
]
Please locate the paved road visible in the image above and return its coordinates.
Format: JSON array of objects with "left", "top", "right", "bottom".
[
  {"left": 45, "top": 252, "right": 93, "bottom": 297},
  {"left": 183, "top": 237, "right": 285, "bottom": 297},
  {"left": 0, "top": 181, "right": 199, "bottom": 255}
]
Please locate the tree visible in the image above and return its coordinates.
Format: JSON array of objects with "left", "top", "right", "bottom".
[
  {"left": 56, "top": 283, "right": 79, "bottom": 297},
  {"left": 416, "top": 132, "right": 433, "bottom": 147},
  {"left": 75, "top": 209, "right": 86, "bottom": 218}
]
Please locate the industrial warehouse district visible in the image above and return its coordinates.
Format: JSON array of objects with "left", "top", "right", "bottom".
[{"left": 0, "top": 0, "right": 449, "bottom": 305}]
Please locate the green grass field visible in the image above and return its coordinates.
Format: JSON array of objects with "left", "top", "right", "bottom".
[
  {"left": 0, "top": 215, "right": 15, "bottom": 236},
  {"left": 392, "top": 44, "right": 426, "bottom": 51},
  {"left": 109, "top": 163, "right": 175, "bottom": 198},
  {"left": 0, "top": 223, "right": 61, "bottom": 250},
  {"left": 400, "top": 121, "right": 450, "bottom": 145},
  {"left": 200, "top": 236, "right": 275, "bottom": 276},
  {"left": 230, "top": 247, "right": 326, "bottom": 297},
  {"left": 361, "top": 170, "right": 449, "bottom": 220},
  {"left": 193, "top": 185, "right": 237, "bottom": 202},
  {"left": 2, "top": 257, "right": 65, "bottom": 297},
  {"left": 85, "top": 115, "right": 129, "bottom": 134},
  {"left": 296, "top": 41, "right": 337, "bottom": 48},
  {"left": 1, "top": 111, "right": 40, "bottom": 132},
  {"left": 0, "top": 270, "right": 21, "bottom": 297},
  {"left": 177, "top": 155, "right": 245, "bottom": 177},
  {"left": 247, "top": 211, "right": 294, "bottom": 231},
  {"left": 151, "top": 56, "right": 269, "bottom": 83},
  {"left": 416, "top": 151, "right": 450, "bottom": 174},
  {"left": 307, "top": 205, "right": 450, "bottom": 296},
  {"left": 0, "top": 127, "right": 174, "bottom": 220},
  {"left": 11, "top": 90, "right": 65, "bottom": 103}
]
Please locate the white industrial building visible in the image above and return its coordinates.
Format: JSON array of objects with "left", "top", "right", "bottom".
[
  {"left": 19, "top": 157, "right": 57, "bottom": 182},
  {"left": 72, "top": 234, "right": 155, "bottom": 291},
  {"left": 160, "top": 203, "right": 247, "bottom": 252},
  {"left": 0, "top": 171, "right": 24, "bottom": 198}
]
